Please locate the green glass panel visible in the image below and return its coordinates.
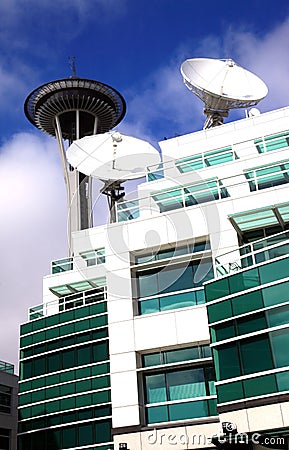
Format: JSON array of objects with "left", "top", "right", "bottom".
[
  {"left": 262, "top": 281, "right": 289, "bottom": 307},
  {"left": 75, "top": 394, "right": 92, "bottom": 408},
  {"left": 232, "top": 290, "right": 263, "bottom": 316},
  {"left": 59, "top": 324, "right": 74, "bottom": 337},
  {"left": 205, "top": 278, "right": 229, "bottom": 301},
  {"left": 167, "top": 368, "right": 206, "bottom": 400},
  {"left": 20, "top": 335, "right": 33, "bottom": 348},
  {"left": 45, "top": 327, "right": 59, "bottom": 340},
  {"left": 76, "top": 366, "right": 91, "bottom": 379},
  {"left": 31, "top": 389, "right": 45, "bottom": 402},
  {"left": 94, "top": 419, "right": 111, "bottom": 443},
  {"left": 215, "top": 343, "right": 241, "bottom": 380},
  {"left": 160, "top": 291, "right": 196, "bottom": 311},
  {"left": 47, "top": 354, "right": 61, "bottom": 373},
  {"left": 165, "top": 347, "right": 201, "bottom": 364},
  {"left": 243, "top": 374, "right": 277, "bottom": 397},
  {"left": 208, "top": 398, "right": 218, "bottom": 415},
  {"left": 74, "top": 306, "right": 90, "bottom": 319},
  {"left": 139, "top": 298, "right": 159, "bottom": 315},
  {"left": 60, "top": 310, "right": 74, "bottom": 324},
  {"left": 19, "top": 407, "right": 31, "bottom": 420},
  {"left": 237, "top": 313, "right": 266, "bottom": 335},
  {"left": 229, "top": 268, "right": 260, "bottom": 294},
  {"left": 60, "top": 397, "right": 76, "bottom": 410},
  {"left": 62, "top": 349, "right": 75, "bottom": 369},
  {"left": 32, "top": 331, "right": 46, "bottom": 344},
  {"left": 61, "top": 383, "right": 75, "bottom": 396},
  {"left": 45, "top": 400, "right": 60, "bottom": 413},
  {"left": 259, "top": 259, "right": 289, "bottom": 285},
  {"left": 213, "top": 322, "right": 235, "bottom": 341},
  {"left": 267, "top": 305, "right": 289, "bottom": 328},
  {"left": 145, "top": 374, "right": 166, "bottom": 403},
  {"left": 62, "top": 427, "right": 76, "bottom": 449},
  {"left": 91, "top": 363, "right": 110, "bottom": 376},
  {"left": 79, "top": 423, "right": 93, "bottom": 446},
  {"left": 60, "top": 370, "right": 75, "bottom": 383},
  {"left": 196, "top": 289, "right": 205, "bottom": 304},
  {"left": 240, "top": 335, "right": 273, "bottom": 375},
  {"left": 143, "top": 353, "right": 162, "bottom": 367},
  {"left": 92, "top": 341, "right": 109, "bottom": 362},
  {"left": 62, "top": 411, "right": 76, "bottom": 424},
  {"left": 147, "top": 405, "right": 168, "bottom": 424},
  {"left": 31, "top": 377, "right": 46, "bottom": 389},
  {"left": 45, "top": 315, "right": 59, "bottom": 327},
  {"left": 271, "top": 329, "right": 289, "bottom": 368},
  {"left": 207, "top": 300, "right": 232, "bottom": 323},
  {"left": 94, "top": 405, "right": 111, "bottom": 418},
  {"left": 90, "top": 315, "right": 108, "bottom": 328},
  {"left": 169, "top": 400, "right": 208, "bottom": 421},
  {"left": 91, "top": 375, "right": 110, "bottom": 390},
  {"left": 93, "top": 390, "right": 110, "bottom": 403},
  {"left": 217, "top": 381, "right": 244, "bottom": 402},
  {"left": 276, "top": 371, "right": 289, "bottom": 391},
  {"left": 46, "top": 374, "right": 60, "bottom": 386},
  {"left": 21, "top": 322, "right": 33, "bottom": 335},
  {"left": 76, "top": 379, "right": 91, "bottom": 393},
  {"left": 77, "top": 345, "right": 91, "bottom": 366}
]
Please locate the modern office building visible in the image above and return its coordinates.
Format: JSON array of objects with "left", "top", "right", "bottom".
[
  {"left": 18, "top": 98, "right": 289, "bottom": 448},
  {"left": 0, "top": 360, "right": 18, "bottom": 450}
]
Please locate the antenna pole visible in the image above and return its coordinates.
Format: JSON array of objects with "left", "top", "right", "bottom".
[
  {"left": 69, "top": 56, "right": 77, "bottom": 78},
  {"left": 101, "top": 182, "right": 125, "bottom": 223}
]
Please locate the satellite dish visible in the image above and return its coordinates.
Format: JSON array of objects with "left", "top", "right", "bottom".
[
  {"left": 67, "top": 132, "right": 161, "bottom": 223},
  {"left": 180, "top": 58, "right": 268, "bottom": 129},
  {"left": 248, "top": 107, "right": 261, "bottom": 117},
  {"left": 66, "top": 131, "right": 160, "bottom": 182}
]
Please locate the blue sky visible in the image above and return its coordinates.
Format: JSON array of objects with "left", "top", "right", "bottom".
[{"left": 1, "top": 0, "right": 289, "bottom": 368}]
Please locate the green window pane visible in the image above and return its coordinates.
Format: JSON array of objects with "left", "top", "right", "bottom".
[
  {"left": 262, "top": 281, "right": 289, "bottom": 307},
  {"left": 267, "top": 305, "right": 289, "bottom": 328},
  {"left": 21, "top": 323, "right": 33, "bottom": 335},
  {"left": 60, "top": 310, "right": 74, "bottom": 324},
  {"left": 34, "top": 357, "right": 46, "bottom": 376},
  {"left": 61, "top": 383, "right": 75, "bottom": 396},
  {"left": 76, "top": 379, "right": 91, "bottom": 393},
  {"left": 207, "top": 300, "right": 232, "bottom": 323},
  {"left": 46, "top": 327, "right": 60, "bottom": 340},
  {"left": 169, "top": 400, "right": 208, "bottom": 421},
  {"left": 143, "top": 353, "right": 162, "bottom": 367},
  {"left": 76, "top": 366, "right": 91, "bottom": 379},
  {"left": 20, "top": 335, "right": 33, "bottom": 348},
  {"left": 45, "top": 400, "right": 60, "bottom": 414},
  {"left": 60, "top": 370, "right": 75, "bottom": 383},
  {"left": 94, "top": 405, "right": 111, "bottom": 418},
  {"left": 160, "top": 291, "right": 196, "bottom": 311},
  {"left": 94, "top": 420, "right": 111, "bottom": 443},
  {"left": 229, "top": 268, "right": 260, "bottom": 294},
  {"left": 77, "top": 345, "right": 91, "bottom": 366},
  {"left": 145, "top": 374, "right": 166, "bottom": 403},
  {"left": 217, "top": 381, "right": 244, "bottom": 403},
  {"left": 78, "top": 409, "right": 93, "bottom": 420},
  {"left": 165, "top": 347, "right": 201, "bottom": 364},
  {"left": 237, "top": 313, "right": 266, "bottom": 335},
  {"left": 231, "top": 290, "right": 263, "bottom": 316},
  {"left": 62, "top": 349, "right": 75, "bottom": 369},
  {"left": 60, "top": 397, "right": 76, "bottom": 410},
  {"left": 271, "top": 329, "right": 289, "bottom": 368},
  {"left": 259, "top": 259, "right": 289, "bottom": 285},
  {"left": 62, "top": 427, "right": 76, "bottom": 449},
  {"left": 138, "top": 271, "right": 158, "bottom": 298},
  {"left": 214, "top": 343, "right": 241, "bottom": 380},
  {"left": 31, "top": 389, "right": 45, "bottom": 402},
  {"left": 59, "top": 324, "right": 74, "bottom": 337},
  {"left": 167, "top": 369, "right": 206, "bottom": 400},
  {"left": 45, "top": 315, "right": 59, "bottom": 327},
  {"left": 47, "top": 354, "right": 61, "bottom": 373},
  {"left": 205, "top": 278, "right": 229, "bottom": 301},
  {"left": 74, "top": 306, "right": 90, "bottom": 319},
  {"left": 147, "top": 405, "right": 168, "bottom": 424},
  {"left": 208, "top": 398, "right": 218, "bottom": 415},
  {"left": 46, "top": 374, "right": 60, "bottom": 386},
  {"left": 90, "top": 315, "right": 108, "bottom": 328},
  {"left": 91, "top": 363, "right": 110, "bottom": 376},
  {"left": 276, "top": 371, "right": 289, "bottom": 391},
  {"left": 33, "top": 331, "right": 46, "bottom": 344},
  {"left": 75, "top": 394, "right": 92, "bottom": 408},
  {"left": 139, "top": 298, "right": 159, "bottom": 315},
  {"left": 78, "top": 423, "right": 93, "bottom": 446},
  {"left": 243, "top": 374, "right": 277, "bottom": 398},
  {"left": 91, "top": 375, "right": 110, "bottom": 390},
  {"left": 213, "top": 322, "right": 235, "bottom": 342},
  {"left": 93, "top": 390, "right": 110, "bottom": 404},
  {"left": 93, "top": 341, "right": 109, "bottom": 362},
  {"left": 240, "top": 335, "right": 273, "bottom": 375}
]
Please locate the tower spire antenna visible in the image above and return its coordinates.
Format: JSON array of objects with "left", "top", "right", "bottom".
[{"left": 68, "top": 56, "right": 77, "bottom": 78}]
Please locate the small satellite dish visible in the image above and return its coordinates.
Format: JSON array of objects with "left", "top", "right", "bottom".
[
  {"left": 66, "top": 132, "right": 161, "bottom": 181},
  {"left": 180, "top": 58, "right": 268, "bottom": 129},
  {"left": 248, "top": 107, "right": 261, "bottom": 117},
  {"left": 67, "top": 132, "right": 161, "bottom": 223}
]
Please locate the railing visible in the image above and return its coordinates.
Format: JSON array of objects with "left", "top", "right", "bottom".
[
  {"left": 29, "top": 286, "right": 107, "bottom": 321},
  {"left": 51, "top": 249, "right": 105, "bottom": 274},
  {"left": 0, "top": 360, "right": 14, "bottom": 374},
  {"left": 215, "top": 230, "right": 289, "bottom": 277}
]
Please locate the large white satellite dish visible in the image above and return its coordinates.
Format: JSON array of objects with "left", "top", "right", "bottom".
[
  {"left": 180, "top": 58, "right": 268, "bottom": 129},
  {"left": 67, "top": 131, "right": 160, "bottom": 181}
]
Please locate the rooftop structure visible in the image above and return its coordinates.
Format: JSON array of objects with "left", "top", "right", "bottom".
[{"left": 0, "top": 360, "right": 18, "bottom": 450}]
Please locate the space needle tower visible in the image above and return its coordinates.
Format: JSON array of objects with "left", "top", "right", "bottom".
[{"left": 24, "top": 59, "right": 126, "bottom": 254}]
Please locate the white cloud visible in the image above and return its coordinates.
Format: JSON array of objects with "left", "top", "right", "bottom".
[{"left": 0, "top": 132, "right": 67, "bottom": 368}]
